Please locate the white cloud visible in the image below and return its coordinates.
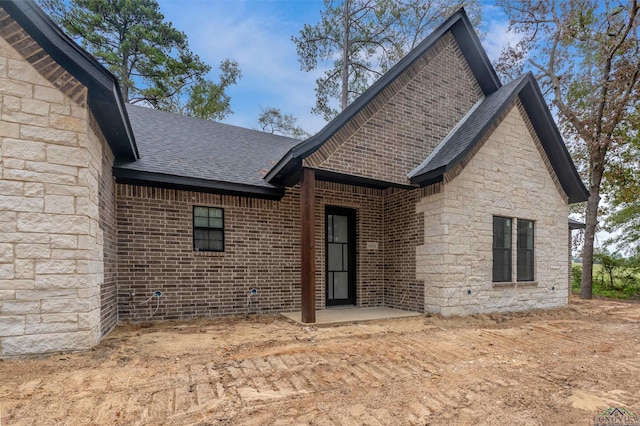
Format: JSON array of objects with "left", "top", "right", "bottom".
[
  {"left": 159, "top": 0, "right": 328, "bottom": 133},
  {"left": 480, "top": 4, "right": 523, "bottom": 64}
]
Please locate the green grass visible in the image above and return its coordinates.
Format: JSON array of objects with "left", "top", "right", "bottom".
[{"left": 571, "top": 262, "right": 640, "bottom": 299}]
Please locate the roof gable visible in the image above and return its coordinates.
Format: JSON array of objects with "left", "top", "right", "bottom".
[
  {"left": 409, "top": 72, "right": 588, "bottom": 203},
  {"left": 302, "top": 31, "right": 484, "bottom": 186},
  {"left": 265, "top": 8, "right": 499, "bottom": 186},
  {"left": 1, "top": 0, "right": 138, "bottom": 161}
]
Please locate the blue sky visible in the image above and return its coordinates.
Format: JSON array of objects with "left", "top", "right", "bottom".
[{"left": 157, "top": 1, "right": 519, "bottom": 134}]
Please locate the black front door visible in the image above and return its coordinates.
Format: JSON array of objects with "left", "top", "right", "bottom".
[{"left": 325, "top": 207, "right": 356, "bottom": 306}]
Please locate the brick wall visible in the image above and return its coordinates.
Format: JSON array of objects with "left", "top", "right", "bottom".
[
  {"left": 116, "top": 181, "right": 394, "bottom": 321},
  {"left": 0, "top": 13, "right": 105, "bottom": 356},
  {"left": 94, "top": 113, "right": 117, "bottom": 337},
  {"left": 116, "top": 186, "right": 301, "bottom": 321},
  {"left": 417, "top": 102, "right": 569, "bottom": 316},
  {"left": 304, "top": 32, "right": 483, "bottom": 186},
  {"left": 383, "top": 187, "right": 426, "bottom": 312}
]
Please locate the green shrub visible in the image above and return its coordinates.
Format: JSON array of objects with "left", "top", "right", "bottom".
[{"left": 571, "top": 265, "right": 582, "bottom": 292}]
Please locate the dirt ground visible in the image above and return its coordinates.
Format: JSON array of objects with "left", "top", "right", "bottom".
[{"left": 1, "top": 295, "right": 639, "bottom": 425}]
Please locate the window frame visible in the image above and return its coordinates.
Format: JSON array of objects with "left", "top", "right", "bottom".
[
  {"left": 517, "top": 219, "right": 535, "bottom": 282},
  {"left": 193, "top": 206, "right": 225, "bottom": 252},
  {"left": 492, "top": 216, "right": 513, "bottom": 283}
]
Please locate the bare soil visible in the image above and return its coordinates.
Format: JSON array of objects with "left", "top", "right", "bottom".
[{"left": 1, "top": 295, "right": 640, "bottom": 425}]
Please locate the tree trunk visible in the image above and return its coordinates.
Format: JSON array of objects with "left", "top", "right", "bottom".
[
  {"left": 341, "top": 0, "right": 350, "bottom": 111},
  {"left": 580, "top": 152, "right": 605, "bottom": 299}
]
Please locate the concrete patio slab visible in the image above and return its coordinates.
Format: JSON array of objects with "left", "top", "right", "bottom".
[{"left": 281, "top": 307, "right": 422, "bottom": 326}]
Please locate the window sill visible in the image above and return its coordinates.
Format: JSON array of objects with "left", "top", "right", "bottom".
[
  {"left": 492, "top": 281, "right": 538, "bottom": 288},
  {"left": 193, "top": 250, "right": 225, "bottom": 256}
]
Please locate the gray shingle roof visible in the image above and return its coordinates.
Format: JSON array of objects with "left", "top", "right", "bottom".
[
  {"left": 409, "top": 74, "right": 528, "bottom": 180},
  {"left": 114, "top": 105, "right": 300, "bottom": 195}
]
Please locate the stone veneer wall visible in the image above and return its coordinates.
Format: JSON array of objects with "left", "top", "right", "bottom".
[
  {"left": 116, "top": 181, "right": 388, "bottom": 321},
  {"left": 417, "top": 102, "right": 569, "bottom": 316},
  {"left": 304, "top": 32, "right": 483, "bottom": 186},
  {"left": 0, "top": 31, "right": 105, "bottom": 356}
]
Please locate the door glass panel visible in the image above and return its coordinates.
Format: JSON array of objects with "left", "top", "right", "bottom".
[
  {"left": 333, "top": 215, "right": 348, "bottom": 243},
  {"left": 327, "top": 215, "right": 334, "bottom": 242},
  {"left": 328, "top": 273, "right": 333, "bottom": 299},
  {"left": 334, "top": 272, "right": 348, "bottom": 299},
  {"left": 328, "top": 243, "right": 343, "bottom": 271}
]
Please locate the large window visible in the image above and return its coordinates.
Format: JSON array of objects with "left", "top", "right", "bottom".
[
  {"left": 493, "top": 216, "right": 512, "bottom": 282},
  {"left": 517, "top": 219, "right": 535, "bottom": 281},
  {"left": 193, "top": 206, "right": 224, "bottom": 252}
]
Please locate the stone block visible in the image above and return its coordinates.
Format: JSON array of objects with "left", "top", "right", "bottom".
[
  {"left": 0, "top": 290, "right": 15, "bottom": 300},
  {"left": 0, "top": 78, "right": 32, "bottom": 98},
  {"left": 78, "top": 309, "right": 100, "bottom": 330},
  {"left": 0, "top": 316, "right": 25, "bottom": 336},
  {"left": 0, "top": 196, "right": 44, "bottom": 213},
  {"left": 38, "top": 313, "right": 77, "bottom": 323},
  {"left": 7, "top": 58, "right": 43, "bottom": 84},
  {"left": 0, "top": 121, "right": 19, "bottom": 137},
  {"left": 0, "top": 263, "right": 14, "bottom": 279},
  {"left": 25, "top": 320, "right": 79, "bottom": 334},
  {"left": 46, "top": 145, "right": 88, "bottom": 167},
  {"left": 41, "top": 295, "right": 96, "bottom": 313},
  {"left": 35, "top": 260, "right": 76, "bottom": 274},
  {"left": 21, "top": 98, "right": 49, "bottom": 116},
  {"left": 4, "top": 168, "right": 76, "bottom": 185},
  {"left": 20, "top": 125, "right": 77, "bottom": 146},
  {"left": 51, "top": 248, "right": 92, "bottom": 260},
  {"left": 49, "top": 103, "right": 70, "bottom": 115},
  {"left": 0, "top": 180, "right": 23, "bottom": 196},
  {"left": 50, "top": 235, "right": 77, "bottom": 249},
  {"left": 44, "top": 183, "right": 88, "bottom": 197},
  {"left": 1, "top": 138, "right": 46, "bottom": 161},
  {"left": 25, "top": 161, "right": 78, "bottom": 177},
  {"left": 0, "top": 243, "right": 13, "bottom": 263},
  {"left": 0, "top": 232, "right": 49, "bottom": 244},
  {"left": 17, "top": 213, "right": 89, "bottom": 234},
  {"left": 15, "top": 288, "right": 77, "bottom": 300},
  {"left": 15, "top": 244, "right": 50, "bottom": 259},
  {"left": 2, "top": 109, "right": 49, "bottom": 127},
  {"left": 1, "top": 300, "right": 39, "bottom": 315},
  {"left": 0, "top": 279, "right": 34, "bottom": 290},
  {"left": 33, "top": 85, "right": 66, "bottom": 104},
  {"left": 14, "top": 259, "right": 35, "bottom": 279},
  {"left": 44, "top": 195, "right": 75, "bottom": 214},
  {"left": 50, "top": 113, "right": 85, "bottom": 133},
  {"left": 1, "top": 330, "right": 94, "bottom": 356},
  {"left": 35, "top": 274, "right": 95, "bottom": 289},
  {"left": 24, "top": 182, "right": 44, "bottom": 197},
  {"left": 76, "top": 260, "right": 102, "bottom": 275}
]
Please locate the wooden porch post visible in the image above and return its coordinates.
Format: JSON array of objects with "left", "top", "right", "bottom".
[{"left": 300, "top": 167, "right": 316, "bottom": 323}]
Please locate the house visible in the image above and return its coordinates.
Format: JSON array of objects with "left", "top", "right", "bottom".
[{"left": 0, "top": 0, "right": 588, "bottom": 357}]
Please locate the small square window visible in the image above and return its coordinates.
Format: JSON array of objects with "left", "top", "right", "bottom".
[{"left": 193, "top": 206, "right": 224, "bottom": 252}]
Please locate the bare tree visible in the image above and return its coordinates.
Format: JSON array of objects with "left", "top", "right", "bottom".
[{"left": 497, "top": 0, "right": 640, "bottom": 299}]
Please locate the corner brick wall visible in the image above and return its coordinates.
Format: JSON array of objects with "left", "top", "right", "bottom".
[
  {"left": 417, "top": 103, "right": 569, "bottom": 316},
  {"left": 383, "top": 187, "right": 425, "bottom": 312},
  {"left": 94, "top": 114, "right": 117, "bottom": 337},
  {"left": 304, "top": 32, "right": 483, "bottom": 186},
  {"left": 0, "top": 21, "right": 105, "bottom": 356}
]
